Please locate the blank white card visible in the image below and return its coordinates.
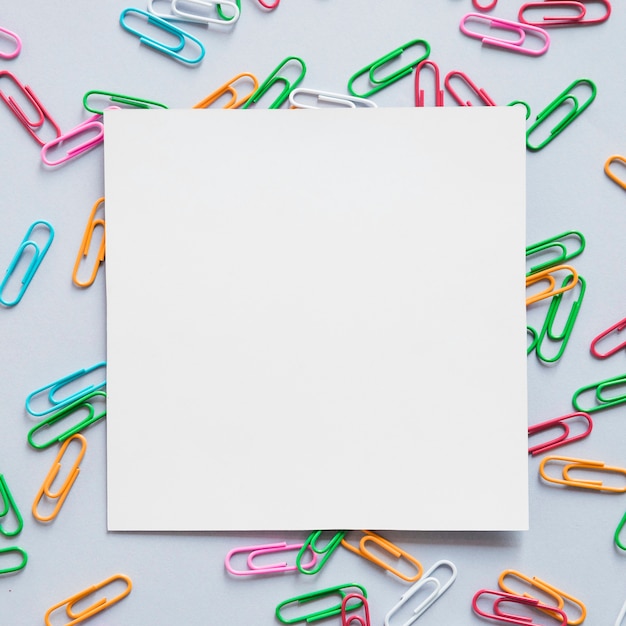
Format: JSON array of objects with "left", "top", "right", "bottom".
[{"left": 104, "top": 107, "right": 528, "bottom": 531}]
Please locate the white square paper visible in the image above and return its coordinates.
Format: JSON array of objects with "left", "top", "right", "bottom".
[{"left": 104, "top": 107, "right": 528, "bottom": 531}]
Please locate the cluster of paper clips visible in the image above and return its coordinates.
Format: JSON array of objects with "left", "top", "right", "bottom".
[{"left": 226, "top": 530, "right": 457, "bottom": 625}]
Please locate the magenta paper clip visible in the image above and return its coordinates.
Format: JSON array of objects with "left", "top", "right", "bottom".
[
  {"left": 473, "top": 589, "right": 567, "bottom": 625},
  {"left": 590, "top": 317, "right": 626, "bottom": 358},
  {"left": 0, "top": 27, "right": 21, "bottom": 59},
  {"left": 41, "top": 116, "right": 104, "bottom": 167},
  {"left": 0, "top": 71, "right": 62, "bottom": 145},
  {"left": 444, "top": 70, "right": 496, "bottom": 106},
  {"left": 473, "top": 0, "right": 498, "bottom": 10},
  {"left": 518, "top": 1, "right": 611, "bottom": 27},
  {"left": 414, "top": 60, "right": 444, "bottom": 107},
  {"left": 225, "top": 542, "right": 316, "bottom": 576},
  {"left": 342, "top": 593, "right": 370, "bottom": 626},
  {"left": 528, "top": 412, "right": 593, "bottom": 456},
  {"left": 460, "top": 13, "right": 550, "bottom": 56}
]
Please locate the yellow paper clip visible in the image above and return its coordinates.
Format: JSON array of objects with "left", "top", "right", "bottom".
[
  {"left": 604, "top": 155, "right": 626, "bottom": 191},
  {"left": 498, "top": 569, "right": 586, "bottom": 626},
  {"left": 44, "top": 573, "right": 132, "bottom": 626},
  {"left": 72, "top": 197, "right": 105, "bottom": 288},
  {"left": 526, "top": 264, "right": 578, "bottom": 306},
  {"left": 539, "top": 455, "right": 626, "bottom": 493},
  {"left": 341, "top": 530, "right": 422, "bottom": 582},
  {"left": 32, "top": 434, "right": 87, "bottom": 523},
  {"left": 193, "top": 72, "right": 259, "bottom": 109}
]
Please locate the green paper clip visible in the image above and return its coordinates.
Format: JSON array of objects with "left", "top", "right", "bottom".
[
  {"left": 572, "top": 374, "right": 626, "bottom": 414},
  {"left": 0, "top": 475, "right": 23, "bottom": 537},
  {"left": 0, "top": 546, "right": 27, "bottom": 575},
  {"left": 296, "top": 530, "right": 346, "bottom": 575},
  {"left": 83, "top": 90, "right": 168, "bottom": 116},
  {"left": 241, "top": 56, "right": 306, "bottom": 109},
  {"left": 615, "top": 511, "right": 626, "bottom": 551}
]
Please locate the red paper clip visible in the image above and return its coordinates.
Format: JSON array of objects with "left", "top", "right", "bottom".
[
  {"left": 473, "top": 589, "right": 567, "bottom": 625},
  {"left": 590, "top": 317, "right": 626, "bottom": 358},
  {"left": 341, "top": 593, "right": 370, "bottom": 626},
  {"left": 444, "top": 70, "right": 496, "bottom": 106},
  {"left": 528, "top": 413, "right": 593, "bottom": 456},
  {"left": 518, "top": 1, "right": 611, "bottom": 27},
  {"left": 473, "top": 0, "right": 498, "bottom": 10},
  {"left": 257, "top": 0, "right": 279, "bottom": 7},
  {"left": 414, "top": 60, "right": 444, "bottom": 107}
]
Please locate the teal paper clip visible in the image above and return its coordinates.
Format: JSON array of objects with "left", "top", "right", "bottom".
[
  {"left": 572, "top": 374, "right": 626, "bottom": 414},
  {"left": 0, "top": 546, "right": 27, "bottom": 575},
  {"left": 526, "top": 230, "right": 586, "bottom": 276},
  {"left": 241, "top": 56, "right": 306, "bottom": 109},
  {"left": 26, "top": 362, "right": 106, "bottom": 417},
  {"left": 526, "top": 78, "right": 596, "bottom": 151},
  {"left": 0, "top": 220, "right": 54, "bottom": 307},
  {"left": 527, "top": 275, "right": 586, "bottom": 363},
  {"left": 27, "top": 390, "right": 107, "bottom": 450},
  {"left": 615, "top": 511, "right": 626, "bottom": 551},
  {"left": 0, "top": 475, "right": 23, "bottom": 537},
  {"left": 276, "top": 583, "right": 367, "bottom": 624},
  {"left": 119, "top": 8, "right": 205, "bottom": 65},
  {"left": 347, "top": 39, "right": 430, "bottom": 98},
  {"left": 83, "top": 90, "right": 168, "bottom": 115},
  {"left": 296, "top": 530, "right": 346, "bottom": 575}
]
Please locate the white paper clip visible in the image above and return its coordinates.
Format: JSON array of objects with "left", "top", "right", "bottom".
[
  {"left": 384, "top": 560, "right": 457, "bottom": 626},
  {"left": 148, "top": 0, "right": 240, "bottom": 24},
  {"left": 616, "top": 597, "right": 626, "bottom": 626},
  {"left": 288, "top": 88, "right": 377, "bottom": 109}
]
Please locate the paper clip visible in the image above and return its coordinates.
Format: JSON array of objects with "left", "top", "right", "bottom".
[
  {"left": 0, "top": 546, "right": 28, "bottom": 575},
  {"left": 473, "top": 589, "right": 567, "bottom": 625},
  {"left": 528, "top": 413, "right": 593, "bottom": 456},
  {"left": 27, "top": 390, "right": 106, "bottom": 450},
  {"left": 72, "top": 197, "right": 105, "bottom": 288},
  {"left": 509, "top": 100, "right": 531, "bottom": 120},
  {"left": 518, "top": 1, "right": 611, "bottom": 27},
  {"left": 0, "top": 71, "right": 62, "bottom": 145},
  {"left": 527, "top": 275, "right": 585, "bottom": 363},
  {"left": 499, "top": 570, "right": 586, "bottom": 626},
  {"left": 216, "top": 0, "right": 240, "bottom": 20},
  {"left": 41, "top": 115, "right": 104, "bottom": 167},
  {"left": 604, "top": 155, "right": 626, "bottom": 191},
  {"left": 526, "top": 79, "right": 596, "bottom": 151},
  {"left": 526, "top": 231, "right": 585, "bottom": 276},
  {"left": 0, "top": 475, "right": 23, "bottom": 537},
  {"left": 26, "top": 362, "right": 106, "bottom": 417},
  {"left": 193, "top": 73, "right": 259, "bottom": 109},
  {"left": 296, "top": 530, "right": 346, "bottom": 575},
  {"left": 341, "top": 530, "right": 422, "bottom": 582},
  {"left": 241, "top": 56, "right": 306, "bottom": 109},
  {"left": 224, "top": 541, "right": 316, "bottom": 575},
  {"left": 147, "top": 0, "right": 241, "bottom": 25},
  {"left": 347, "top": 39, "right": 430, "bottom": 98},
  {"left": 473, "top": 0, "right": 498, "bottom": 10},
  {"left": 444, "top": 70, "right": 496, "bottom": 106},
  {"left": 0, "top": 220, "right": 54, "bottom": 307},
  {"left": 120, "top": 8, "right": 205, "bottom": 64},
  {"left": 572, "top": 373, "right": 626, "bottom": 413},
  {"left": 590, "top": 317, "right": 626, "bottom": 358},
  {"left": 615, "top": 511, "right": 626, "bottom": 551},
  {"left": 414, "top": 60, "right": 444, "bottom": 107},
  {"left": 384, "top": 560, "right": 457, "bottom": 626},
  {"left": 342, "top": 593, "right": 370, "bottom": 626},
  {"left": 289, "top": 88, "right": 377, "bottom": 109},
  {"left": 526, "top": 265, "right": 578, "bottom": 307},
  {"left": 44, "top": 573, "right": 132, "bottom": 626},
  {"left": 616, "top": 598, "right": 626, "bottom": 626},
  {"left": 276, "top": 583, "right": 367, "bottom": 624},
  {"left": 258, "top": 0, "right": 280, "bottom": 8},
  {"left": 32, "top": 434, "right": 87, "bottom": 523},
  {"left": 539, "top": 455, "right": 626, "bottom": 493},
  {"left": 83, "top": 90, "right": 167, "bottom": 115},
  {"left": 459, "top": 13, "right": 550, "bottom": 56},
  {"left": 0, "top": 27, "right": 21, "bottom": 59}
]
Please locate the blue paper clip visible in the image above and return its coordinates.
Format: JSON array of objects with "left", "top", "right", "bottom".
[
  {"left": 0, "top": 546, "right": 27, "bottom": 575},
  {"left": 27, "top": 390, "right": 107, "bottom": 450},
  {"left": 526, "top": 78, "right": 596, "bottom": 151},
  {"left": 241, "top": 56, "right": 306, "bottom": 109},
  {"left": 0, "top": 220, "right": 54, "bottom": 307},
  {"left": 119, "top": 8, "right": 205, "bottom": 64},
  {"left": 0, "top": 475, "right": 23, "bottom": 537},
  {"left": 26, "top": 362, "right": 106, "bottom": 417}
]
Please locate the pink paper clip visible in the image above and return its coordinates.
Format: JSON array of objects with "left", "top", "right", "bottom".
[
  {"left": 472, "top": 589, "right": 567, "bottom": 625},
  {"left": 342, "top": 593, "right": 370, "bottom": 626},
  {"left": 257, "top": 0, "right": 280, "bottom": 8},
  {"left": 460, "top": 13, "right": 550, "bottom": 56},
  {"left": 224, "top": 541, "right": 316, "bottom": 576},
  {"left": 0, "top": 71, "right": 62, "bottom": 145},
  {"left": 0, "top": 27, "right": 21, "bottom": 59},
  {"left": 473, "top": 0, "right": 498, "bottom": 10},
  {"left": 528, "top": 413, "right": 593, "bottom": 456},
  {"left": 444, "top": 70, "right": 496, "bottom": 106},
  {"left": 41, "top": 115, "right": 104, "bottom": 167},
  {"left": 414, "top": 60, "right": 444, "bottom": 107},
  {"left": 518, "top": 1, "right": 611, "bottom": 27},
  {"left": 590, "top": 317, "right": 626, "bottom": 358}
]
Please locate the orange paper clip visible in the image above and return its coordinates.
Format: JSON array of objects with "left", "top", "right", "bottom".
[
  {"left": 72, "top": 197, "right": 105, "bottom": 288},
  {"left": 341, "top": 531, "right": 422, "bottom": 582},
  {"left": 44, "top": 573, "right": 132, "bottom": 626},
  {"left": 604, "top": 155, "right": 626, "bottom": 191},
  {"left": 539, "top": 455, "right": 626, "bottom": 493},
  {"left": 526, "top": 265, "right": 578, "bottom": 306},
  {"left": 193, "top": 72, "right": 259, "bottom": 109},
  {"left": 32, "top": 434, "right": 87, "bottom": 523}
]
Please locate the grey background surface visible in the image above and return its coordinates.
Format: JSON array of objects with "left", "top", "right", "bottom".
[{"left": 1, "top": 1, "right": 625, "bottom": 624}]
